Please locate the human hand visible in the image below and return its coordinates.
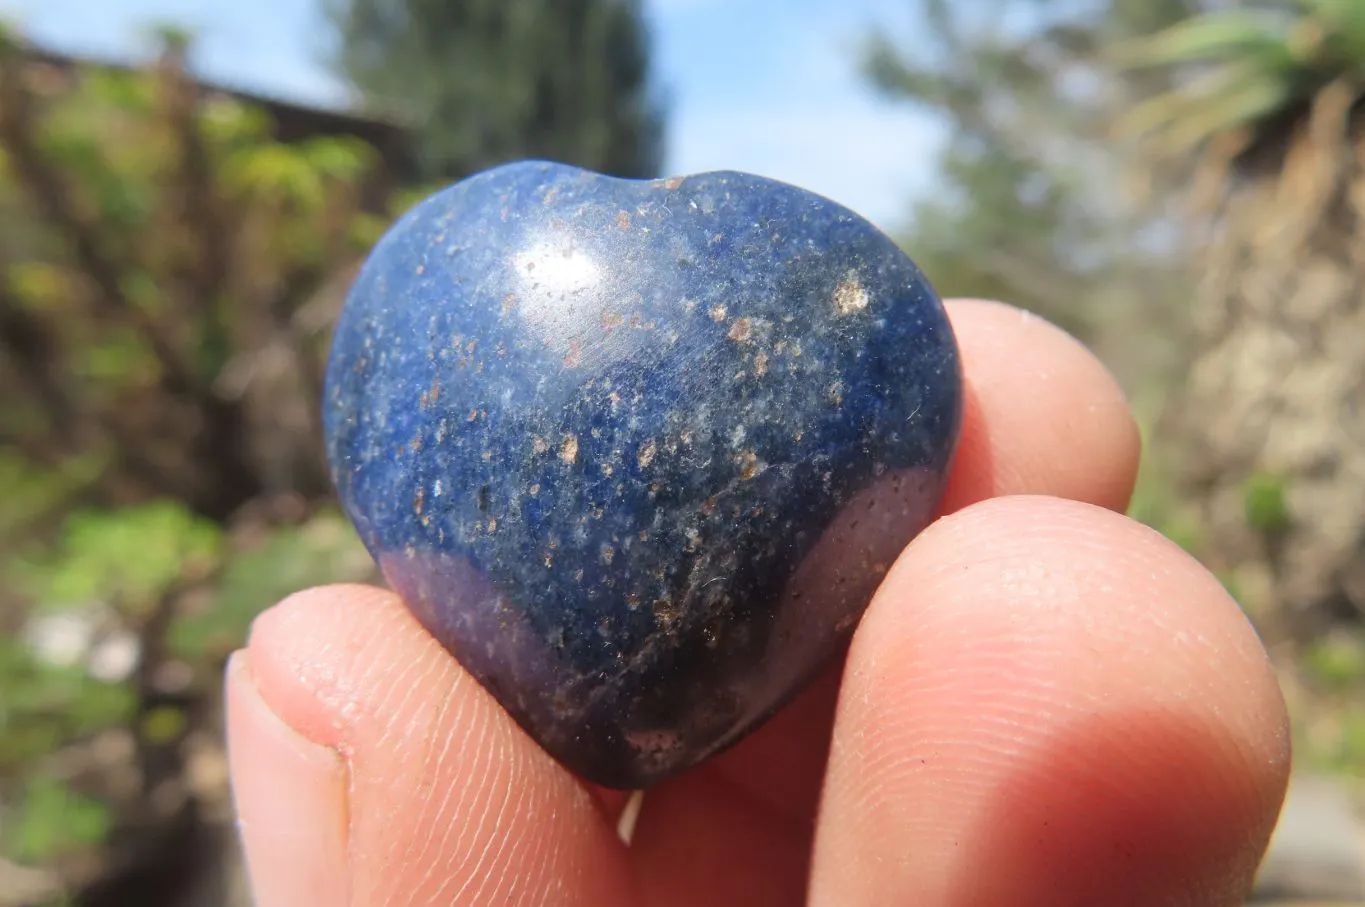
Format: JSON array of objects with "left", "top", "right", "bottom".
[{"left": 226, "top": 299, "right": 1290, "bottom": 906}]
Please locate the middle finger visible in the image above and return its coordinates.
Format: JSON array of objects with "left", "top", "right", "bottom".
[{"left": 628, "top": 299, "right": 1142, "bottom": 903}]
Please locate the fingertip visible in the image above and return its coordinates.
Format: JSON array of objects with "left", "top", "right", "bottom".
[
  {"left": 235, "top": 585, "right": 637, "bottom": 906},
  {"left": 811, "top": 496, "right": 1290, "bottom": 906},
  {"left": 940, "top": 299, "right": 1142, "bottom": 514},
  {"left": 226, "top": 650, "right": 350, "bottom": 907},
  {"left": 244, "top": 583, "right": 408, "bottom": 750}
]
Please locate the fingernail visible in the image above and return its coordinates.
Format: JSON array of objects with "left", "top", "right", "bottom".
[{"left": 226, "top": 651, "right": 350, "bottom": 907}]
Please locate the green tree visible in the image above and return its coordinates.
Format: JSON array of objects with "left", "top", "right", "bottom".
[
  {"left": 327, "top": 0, "right": 667, "bottom": 182},
  {"left": 1113, "top": 0, "right": 1365, "bottom": 648},
  {"left": 861, "top": 0, "right": 1197, "bottom": 388},
  {"left": 869, "top": 0, "right": 1365, "bottom": 777},
  {"left": 0, "top": 30, "right": 381, "bottom": 903}
]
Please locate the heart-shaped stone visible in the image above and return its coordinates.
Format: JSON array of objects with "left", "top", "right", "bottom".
[{"left": 323, "top": 161, "right": 963, "bottom": 789}]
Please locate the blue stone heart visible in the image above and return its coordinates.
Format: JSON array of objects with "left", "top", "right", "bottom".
[{"left": 323, "top": 160, "right": 963, "bottom": 788}]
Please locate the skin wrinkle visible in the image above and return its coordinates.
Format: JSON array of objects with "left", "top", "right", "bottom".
[
  {"left": 435, "top": 695, "right": 516, "bottom": 905},
  {"left": 809, "top": 496, "right": 1290, "bottom": 906},
  {"left": 395, "top": 674, "right": 466, "bottom": 907},
  {"left": 246, "top": 587, "right": 637, "bottom": 907}
]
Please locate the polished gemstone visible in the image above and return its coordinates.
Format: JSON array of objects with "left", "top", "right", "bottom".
[{"left": 323, "top": 161, "right": 963, "bottom": 789}]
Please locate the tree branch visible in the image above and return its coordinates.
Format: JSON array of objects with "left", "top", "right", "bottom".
[
  {"left": 157, "top": 43, "right": 232, "bottom": 361},
  {"left": 0, "top": 57, "right": 206, "bottom": 400}
]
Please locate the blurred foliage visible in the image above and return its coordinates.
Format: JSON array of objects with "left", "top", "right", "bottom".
[
  {"left": 868, "top": 0, "right": 1364, "bottom": 792},
  {"left": 15, "top": 502, "right": 222, "bottom": 615},
  {"left": 0, "top": 636, "right": 137, "bottom": 773},
  {"left": 1, "top": 3, "right": 670, "bottom": 898},
  {"left": 168, "top": 509, "right": 374, "bottom": 663},
  {"left": 0, "top": 27, "right": 385, "bottom": 904},
  {"left": 327, "top": 0, "right": 666, "bottom": 182},
  {"left": 1243, "top": 472, "right": 1291, "bottom": 535},
  {"left": 5, "top": 778, "right": 112, "bottom": 865}
]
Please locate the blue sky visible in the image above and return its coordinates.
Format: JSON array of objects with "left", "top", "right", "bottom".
[{"left": 0, "top": 0, "right": 945, "bottom": 230}]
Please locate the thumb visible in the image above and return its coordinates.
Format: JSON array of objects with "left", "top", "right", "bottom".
[{"left": 225, "top": 585, "right": 637, "bottom": 907}]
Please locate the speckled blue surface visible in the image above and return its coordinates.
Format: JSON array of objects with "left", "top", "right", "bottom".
[{"left": 323, "top": 160, "right": 963, "bottom": 788}]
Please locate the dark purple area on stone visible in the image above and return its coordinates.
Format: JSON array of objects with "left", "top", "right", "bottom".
[{"left": 322, "top": 160, "right": 963, "bottom": 789}]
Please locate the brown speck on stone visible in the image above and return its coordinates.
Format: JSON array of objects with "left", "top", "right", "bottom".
[
  {"left": 563, "top": 339, "right": 583, "bottom": 368},
  {"left": 551, "top": 689, "right": 573, "bottom": 719},
  {"left": 727, "top": 318, "right": 752, "bottom": 342},
  {"left": 616, "top": 210, "right": 631, "bottom": 230},
  {"left": 653, "top": 598, "right": 681, "bottom": 628},
  {"left": 529, "top": 483, "right": 541, "bottom": 496},
  {"left": 709, "top": 304, "right": 727, "bottom": 322},
  {"left": 560, "top": 434, "right": 580, "bottom": 464},
  {"left": 834, "top": 271, "right": 871, "bottom": 315},
  {"left": 701, "top": 497, "right": 717, "bottom": 515},
  {"left": 753, "top": 352, "right": 769, "bottom": 376},
  {"left": 543, "top": 186, "right": 560, "bottom": 205},
  {"left": 662, "top": 176, "right": 684, "bottom": 190},
  {"left": 533, "top": 436, "right": 549, "bottom": 455},
  {"left": 467, "top": 409, "right": 478, "bottom": 422},
  {"left": 414, "top": 488, "right": 425, "bottom": 514},
  {"left": 737, "top": 450, "right": 762, "bottom": 481},
  {"left": 502, "top": 293, "right": 517, "bottom": 314},
  {"left": 415, "top": 264, "right": 425, "bottom": 275},
  {"left": 487, "top": 518, "right": 498, "bottom": 533},
  {"left": 637, "top": 440, "right": 657, "bottom": 468},
  {"left": 601, "top": 545, "right": 616, "bottom": 565},
  {"left": 409, "top": 436, "right": 423, "bottom": 452},
  {"left": 602, "top": 311, "right": 625, "bottom": 330},
  {"left": 481, "top": 450, "right": 492, "bottom": 461}
]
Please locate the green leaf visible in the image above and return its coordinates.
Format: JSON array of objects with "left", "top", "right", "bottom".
[
  {"left": 197, "top": 96, "right": 274, "bottom": 147},
  {"left": 221, "top": 143, "right": 326, "bottom": 209},
  {"left": 8, "top": 262, "right": 74, "bottom": 305},
  {"left": 0, "top": 632, "right": 137, "bottom": 771},
  {"left": 4, "top": 778, "right": 112, "bottom": 864},
  {"left": 1111, "top": 11, "right": 1291, "bottom": 69},
  {"left": 1243, "top": 472, "right": 1291, "bottom": 534},
  {"left": 140, "top": 706, "right": 188, "bottom": 744},
  {"left": 17, "top": 501, "right": 224, "bottom": 615},
  {"left": 1304, "top": 632, "right": 1365, "bottom": 689},
  {"left": 302, "top": 136, "right": 377, "bottom": 183},
  {"left": 1117, "top": 59, "right": 1298, "bottom": 155}
]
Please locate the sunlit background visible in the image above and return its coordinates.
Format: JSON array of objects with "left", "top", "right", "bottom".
[
  {"left": 0, "top": 0, "right": 945, "bottom": 228},
  {"left": 0, "top": 1, "right": 1363, "bottom": 904}
]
